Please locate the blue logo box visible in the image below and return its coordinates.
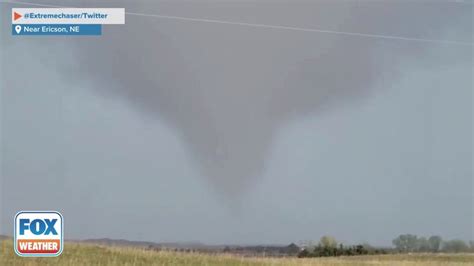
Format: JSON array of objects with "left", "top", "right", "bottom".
[{"left": 12, "top": 24, "right": 102, "bottom": 36}]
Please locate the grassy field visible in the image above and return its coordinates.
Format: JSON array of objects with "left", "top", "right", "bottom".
[{"left": 1, "top": 240, "right": 473, "bottom": 266}]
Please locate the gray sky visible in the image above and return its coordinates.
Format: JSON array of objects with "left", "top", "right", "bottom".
[{"left": 1, "top": 0, "right": 472, "bottom": 246}]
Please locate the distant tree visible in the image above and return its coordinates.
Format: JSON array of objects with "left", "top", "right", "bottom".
[
  {"left": 297, "top": 237, "right": 388, "bottom": 258},
  {"left": 337, "top": 244, "right": 344, "bottom": 256},
  {"left": 416, "top": 237, "right": 430, "bottom": 252},
  {"left": 345, "top": 246, "right": 355, "bottom": 256},
  {"left": 442, "top": 239, "right": 469, "bottom": 253},
  {"left": 320, "top": 236, "right": 338, "bottom": 249},
  {"left": 354, "top": 245, "right": 369, "bottom": 255},
  {"left": 469, "top": 241, "right": 474, "bottom": 252},
  {"left": 428, "top": 236, "right": 442, "bottom": 252},
  {"left": 313, "top": 236, "right": 337, "bottom": 257},
  {"left": 312, "top": 245, "right": 322, "bottom": 257},
  {"left": 392, "top": 234, "right": 418, "bottom": 252}
]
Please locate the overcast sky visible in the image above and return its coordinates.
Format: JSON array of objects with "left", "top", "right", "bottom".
[{"left": 1, "top": 0, "right": 472, "bottom": 246}]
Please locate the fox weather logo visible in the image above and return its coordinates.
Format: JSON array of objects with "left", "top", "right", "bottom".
[{"left": 14, "top": 211, "right": 63, "bottom": 257}]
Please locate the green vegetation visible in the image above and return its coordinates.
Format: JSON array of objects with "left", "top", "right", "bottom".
[
  {"left": 299, "top": 234, "right": 473, "bottom": 258},
  {"left": 298, "top": 236, "right": 387, "bottom": 258},
  {"left": 392, "top": 234, "right": 472, "bottom": 253}
]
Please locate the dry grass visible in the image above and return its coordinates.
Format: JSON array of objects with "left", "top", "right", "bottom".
[{"left": 1, "top": 240, "right": 473, "bottom": 265}]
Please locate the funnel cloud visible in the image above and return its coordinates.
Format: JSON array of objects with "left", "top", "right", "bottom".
[
  {"left": 58, "top": 0, "right": 468, "bottom": 198},
  {"left": 66, "top": 0, "right": 451, "bottom": 197}
]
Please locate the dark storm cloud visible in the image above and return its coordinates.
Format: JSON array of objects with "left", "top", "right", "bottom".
[
  {"left": 58, "top": 0, "right": 470, "bottom": 197},
  {"left": 3, "top": 1, "right": 470, "bottom": 198}
]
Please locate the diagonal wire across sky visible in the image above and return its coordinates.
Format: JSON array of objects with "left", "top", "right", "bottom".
[{"left": 1, "top": 0, "right": 473, "bottom": 46}]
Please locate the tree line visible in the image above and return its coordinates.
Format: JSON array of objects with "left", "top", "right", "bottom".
[
  {"left": 298, "top": 236, "right": 388, "bottom": 257},
  {"left": 298, "top": 234, "right": 473, "bottom": 258},
  {"left": 392, "top": 234, "right": 472, "bottom": 253}
]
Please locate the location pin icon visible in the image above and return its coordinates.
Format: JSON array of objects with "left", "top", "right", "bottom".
[{"left": 15, "top": 25, "right": 22, "bottom": 34}]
